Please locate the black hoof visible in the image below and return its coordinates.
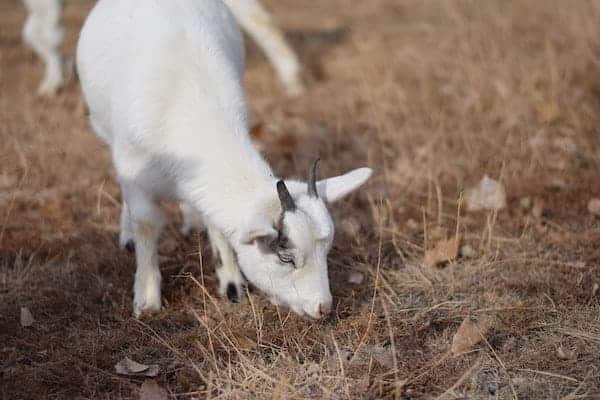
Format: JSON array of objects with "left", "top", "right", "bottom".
[
  {"left": 226, "top": 283, "right": 239, "bottom": 303},
  {"left": 125, "top": 240, "right": 135, "bottom": 253}
]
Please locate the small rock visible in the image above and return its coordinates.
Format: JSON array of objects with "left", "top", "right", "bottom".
[
  {"left": 20, "top": 307, "right": 35, "bottom": 327},
  {"left": 588, "top": 198, "right": 600, "bottom": 216},
  {"left": 519, "top": 197, "right": 531, "bottom": 210},
  {"left": 465, "top": 176, "right": 507, "bottom": 212},
  {"left": 460, "top": 244, "right": 476, "bottom": 258},
  {"left": 347, "top": 271, "right": 364, "bottom": 285},
  {"left": 556, "top": 346, "right": 574, "bottom": 360}
]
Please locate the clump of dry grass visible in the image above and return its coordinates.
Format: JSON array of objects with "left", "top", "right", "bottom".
[{"left": 2, "top": 0, "right": 600, "bottom": 398}]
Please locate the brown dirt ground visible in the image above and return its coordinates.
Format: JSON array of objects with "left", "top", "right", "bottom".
[{"left": 1, "top": 0, "right": 600, "bottom": 399}]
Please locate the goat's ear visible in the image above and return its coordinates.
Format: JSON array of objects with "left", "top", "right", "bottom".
[
  {"left": 317, "top": 167, "right": 372, "bottom": 203},
  {"left": 240, "top": 215, "right": 277, "bottom": 245}
]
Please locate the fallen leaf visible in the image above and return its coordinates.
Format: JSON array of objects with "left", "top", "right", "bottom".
[
  {"left": 465, "top": 176, "right": 507, "bottom": 212},
  {"left": 588, "top": 198, "right": 600, "bottom": 216},
  {"left": 424, "top": 236, "right": 461, "bottom": 267},
  {"left": 232, "top": 333, "right": 255, "bottom": 352},
  {"left": 347, "top": 271, "right": 364, "bottom": 285},
  {"left": 451, "top": 316, "right": 493, "bottom": 355},
  {"left": 115, "top": 357, "right": 159, "bottom": 377},
  {"left": 20, "top": 307, "right": 35, "bottom": 327},
  {"left": 140, "top": 380, "right": 168, "bottom": 400}
]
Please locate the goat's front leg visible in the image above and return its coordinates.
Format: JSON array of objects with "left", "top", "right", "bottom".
[
  {"left": 123, "top": 186, "right": 165, "bottom": 317},
  {"left": 207, "top": 226, "right": 245, "bottom": 302}
]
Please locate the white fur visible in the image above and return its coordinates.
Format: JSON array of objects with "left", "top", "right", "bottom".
[
  {"left": 22, "top": 0, "right": 304, "bottom": 96},
  {"left": 22, "top": 0, "right": 65, "bottom": 95},
  {"left": 225, "top": 0, "right": 303, "bottom": 96},
  {"left": 77, "top": 0, "right": 371, "bottom": 318}
]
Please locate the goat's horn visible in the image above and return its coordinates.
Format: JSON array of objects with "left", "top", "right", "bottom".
[
  {"left": 307, "top": 159, "right": 319, "bottom": 198},
  {"left": 277, "top": 180, "right": 296, "bottom": 212}
]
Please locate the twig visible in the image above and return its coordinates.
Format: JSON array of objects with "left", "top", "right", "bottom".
[
  {"left": 517, "top": 368, "right": 579, "bottom": 383},
  {"left": 435, "top": 359, "right": 482, "bottom": 400},
  {"left": 480, "top": 334, "right": 518, "bottom": 399},
  {"left": 351, "top": 200, "right": 384, "bottom": 363}
]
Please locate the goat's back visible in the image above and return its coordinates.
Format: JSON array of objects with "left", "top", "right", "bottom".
[{"left": 77, "top": 0, "right": 247, "bottom": 151}]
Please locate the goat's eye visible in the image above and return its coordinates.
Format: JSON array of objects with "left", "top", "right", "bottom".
[{"left": 277, "top": 251, "right": 296, "bottom": 267}]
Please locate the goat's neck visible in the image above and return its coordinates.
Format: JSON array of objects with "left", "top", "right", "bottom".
[{"left": 181, "top": 131, "right": 278, "bottom": 238}]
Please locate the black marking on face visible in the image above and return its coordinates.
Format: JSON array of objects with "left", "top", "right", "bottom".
[
  {"left": 226, "top": 283, "right": 239, "bottom": 303},
  {"left": 125, "top": 240, "right": 135, "bottom": 253}
]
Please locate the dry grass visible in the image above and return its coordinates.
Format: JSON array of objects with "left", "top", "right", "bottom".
[{"left": 1, "top": 0, "right": 600, "bottom": 398}]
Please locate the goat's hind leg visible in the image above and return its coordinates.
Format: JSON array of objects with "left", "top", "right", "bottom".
[
  {"left": 224, "top": 0, "right": 304, "bottom": 96},
  {"left": 207, "top": 226, "right": 245, "bottom": 302},
  {"left": 22, "top": 0, "right": 65, "bottom": 96}
]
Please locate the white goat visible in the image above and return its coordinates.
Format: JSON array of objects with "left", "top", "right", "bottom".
[
  {"left": 77, "top": 0, "right": 371, "bottom": 319},
  {"left": 22, "top": 0, "right": 304, "bottom": 96}
]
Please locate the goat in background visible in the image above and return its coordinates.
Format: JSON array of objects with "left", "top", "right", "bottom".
[{"left": 22, "top": 0, "right": 305, "bottom": 96}]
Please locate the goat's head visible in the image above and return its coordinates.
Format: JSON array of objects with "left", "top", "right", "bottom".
[{"left": 234, "top": 161, "right": 372, "bottom": 319}]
